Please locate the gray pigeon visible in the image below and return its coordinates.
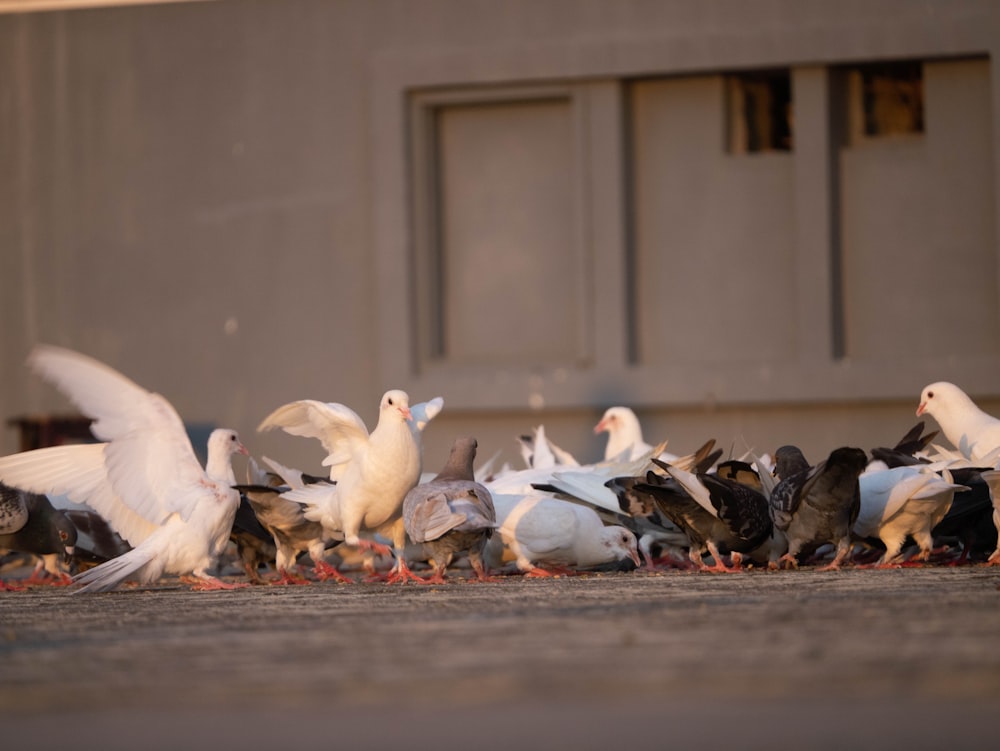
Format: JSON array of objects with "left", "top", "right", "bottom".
[
  {"left": 773, "top": 445, "right": 811, "bottom": 480},
  {"left": 0, "top": 484, "right": 77, "bottom": 588},
  {"left": 769, "top": 446, "right": 868, "bottom": 570},
  {"left": 402, "top": 436, "right": 496, "bottom": 583}
]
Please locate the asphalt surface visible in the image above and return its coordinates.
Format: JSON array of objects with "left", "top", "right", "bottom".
[{"left": 2, "top": 566, "right": 999, "bottom": 750}]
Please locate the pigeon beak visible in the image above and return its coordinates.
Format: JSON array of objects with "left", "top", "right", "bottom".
[
  {"left": 629, "top": 548, "right": 642, "bottom": 568},
  {"left": 64, "top": 545, "right": 75, "bottom": 557},
  {"left": 593, "top": 420, "right": 606, "bottom": 435},
  {"left": 916, "top": 402, "right": 926, "bottom": 417},
  {"left": 399, "top": 406, "right": 413, "bottom": 421},
  {"left": 237, "top": 441, "right": 250, "bottom": 456}
]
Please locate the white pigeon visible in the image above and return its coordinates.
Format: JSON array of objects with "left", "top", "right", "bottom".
[
  {"left": 593, "top": 406, "right": 678, "bottom": 463},
  {"left": 257, "top": 390, "right": 432, "bottom": 583},
  {"left": 854, "top": 465, "right": 968, "bottom": 565},
  {"left": 916, "top": 382, "right": 1000, "bottom": 465},
  {"left": 0, "top": 345, "right": 250, "bottom": 593},
  {"left": 484, "top": 491, "right": 641, "bottom": 576}
]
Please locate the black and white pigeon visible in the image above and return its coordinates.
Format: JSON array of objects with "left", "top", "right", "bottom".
[
  {"left": 600, "top": 440, "right": 723, "bottom": 569},
  {"left": 632, "top": 458, "right": 773, "bottom": 572},
  {"left": 402, "top": 436, "right": 497, "bottom": 583},
  {"left": 0, "top": 485, "right": 77, "bottom": 589},
  {"left": 768, "top": 446, "right": 869, "bottom": 570},
  {"left": 0, "top": 345, "right": 250, "bottom": 593},
  {"left": 233, "top": 457, "right": 346, "bottom": 584}
]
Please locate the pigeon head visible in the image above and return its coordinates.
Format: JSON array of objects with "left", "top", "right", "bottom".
[
  {"left": 916, "top": 382, "right": 967, "bottom": 418},
  {"left": 380, "top": 390, "right": 412, "bottom": 422},
  {"left": 600, "top": 526, "right": 641, "bottom": 568},
  {"left": 209, "top": 429, "right": 249, "bottom": 458},
  {"left": 53, "top": 510, "right": 77, "bottom": 557},
  {"left": 594, "top": 406, "right": 639, "bottom": 436}
]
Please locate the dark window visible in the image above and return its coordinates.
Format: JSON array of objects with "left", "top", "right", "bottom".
[
  {"left": 727, "top": 70, "right": 793, "bottom": 153},
  {"left": 853, "top": 61, "right": 924, "bottom": 137}
]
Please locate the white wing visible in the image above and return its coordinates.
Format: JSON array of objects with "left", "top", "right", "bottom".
[
  {"left": 258, "top": 399, "right": 370, "bottom": 478},
  {"left": 410, "top": 397, "right": 444, "bottom": 433},
  {"left": 26, "top": 345, "right": 212, "bottom": 525}
]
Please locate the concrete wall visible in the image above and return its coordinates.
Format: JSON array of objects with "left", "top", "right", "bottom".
[{"left": 3, "top": 0, "right": 1000, "bottom": 475}]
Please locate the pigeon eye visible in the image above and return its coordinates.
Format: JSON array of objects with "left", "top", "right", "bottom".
[
  {"left": 927, "top": 391, "right": 934, "bottom": 399},
  {"left": 59, "top": 531, "right": 68, "bottom": 541},
  {"left": 387, "top": 397, "right": 394, "bottom": 405}
]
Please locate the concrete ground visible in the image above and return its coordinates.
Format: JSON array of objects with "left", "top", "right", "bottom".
[{"left": 2, "top": 567, "right": 999, "bottom": 750}]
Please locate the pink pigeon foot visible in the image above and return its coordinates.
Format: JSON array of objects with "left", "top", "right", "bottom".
[
  {"left": 270, "top": 568, "right": 311, "bottom": 586},
  {"left": 523, "top": 564, "right": 576, "bottom": 578},
  {"left": 415, "top": 570, "right": 449, "bottom": 585},
  {"left": 182, "top": 575, "right": 249, "bottom": 591},
  {"left": 354, "top": 538, "right": 393, "bottom": 558},
  {"left": 24, "top": 571, "right": 74, "bottom": 586},
  {"left": 385, "top": 558, "right": 425, "bottom": 584},
  {"left": 313, "top": 561, "right": 352, "bottom": 583},
  {"left": 468, "top": 560, "right": 500, "bottom": 583}
]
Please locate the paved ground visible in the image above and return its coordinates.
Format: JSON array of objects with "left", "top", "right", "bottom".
[{"left": 2, "top": 567, "right": 999, "bottom": 750}]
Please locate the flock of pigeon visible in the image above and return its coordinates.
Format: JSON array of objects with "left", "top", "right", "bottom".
[{"left": 1, "top": 344, "right": 999, "bottom": 594}]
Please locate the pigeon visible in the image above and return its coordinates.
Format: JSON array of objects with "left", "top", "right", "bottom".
[
  {"left": 233, "top": 457, "right": 345, "bottom": 584},
  {"left": 854, "top": 465, "right": 968, "bottom": 565},
  {"left": 484, "top": 492, "right": 641, "bottom": 576},
  {"left": 768, "top": 446, "right": 868, "bottom": 570},
  {"left": 916, "top": 382, "right": 1000, "bottom": 465},
  {"left": 0, "top": 486, "right": 77, "bottom": 588},
  {"left": 603, "top": 475, "right": 692, "bottom": 568},
  {"left": 402, "top": 436, "right": 497, "bottom": 583},
  {"left": 0, "top": 344, "right": 250, "bottom": 593},
  {"left": 631, "top": 459, "right": 774, "bottom": 571},
  {"left": 257, "top": 390, "right": 432, "bottom": 583},
  {"left": 594, "top": 406, "right": 678, "bottom": 462}
]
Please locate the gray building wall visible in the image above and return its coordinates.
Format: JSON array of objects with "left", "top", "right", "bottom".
[{"left": 2, "top": 0, "right": 1000, "bottom": 473}]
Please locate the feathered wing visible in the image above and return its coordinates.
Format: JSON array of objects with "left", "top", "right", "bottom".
[
  {"left": 406, "top": 491, "right": 468, "bottom": 542},
  {"left": 26, "top": 345, "right": 212, "bottom": 525},
  {"left": 0, "top": 443, "right": 157, "bottom": 546},
  {"left": 547, "top": 471, "right": 625, "bottom": 516},
  {"left": 257, "top": 399, "right": 371, "bottom": 479},
  {"left": 410, "top": 397, "right": 444, "bottom": 433}
]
